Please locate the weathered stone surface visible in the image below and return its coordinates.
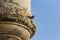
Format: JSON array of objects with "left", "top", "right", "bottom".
[{"left": 0, "top": 0, "right": 36, "bottom": 40}]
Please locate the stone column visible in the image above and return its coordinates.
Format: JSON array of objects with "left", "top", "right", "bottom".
[{"left": 0, "top": 0, "right": 36, "bottom": 40}]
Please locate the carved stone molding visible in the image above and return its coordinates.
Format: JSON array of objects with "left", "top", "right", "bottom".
[{"left": 0, "top": 0, "right": 36, "bottom": 40}]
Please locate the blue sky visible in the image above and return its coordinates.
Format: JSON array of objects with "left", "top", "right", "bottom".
[{"left": 31, "top": 0, "right": 60, "bottom": 40}]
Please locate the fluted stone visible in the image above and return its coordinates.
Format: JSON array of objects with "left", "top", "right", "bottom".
[{"left": 0, "top": 0, "right": 36, "bottom": 40}]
